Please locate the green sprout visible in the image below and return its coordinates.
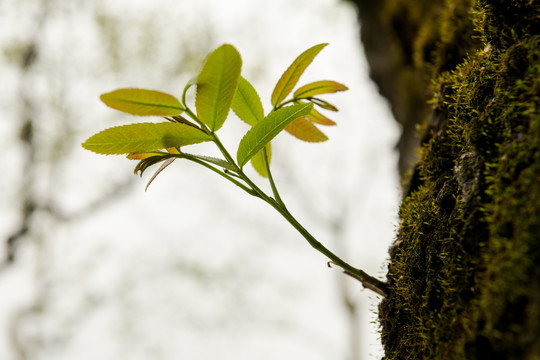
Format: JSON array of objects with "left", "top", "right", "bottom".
[{"left": 82, "top": 43, "right": 388, "bottom": 297}]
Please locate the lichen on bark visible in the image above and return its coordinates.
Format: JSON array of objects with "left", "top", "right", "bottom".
[{"left": 347, "top": 0, "right": 539, "bottom": 358}]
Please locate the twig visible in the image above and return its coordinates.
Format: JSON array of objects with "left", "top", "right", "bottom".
[{"left": 328, "top": 262, "right": 388, "bottom": 297}]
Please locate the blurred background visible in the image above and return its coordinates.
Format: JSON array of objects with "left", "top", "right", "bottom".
[{"left": 0, "top": 0, "right": 400, "bottom": 359}]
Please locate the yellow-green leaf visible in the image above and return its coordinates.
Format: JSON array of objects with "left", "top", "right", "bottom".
[
  {"left": 293, "top": 80, "right": 348, "bottom": 98},
  {"left": 311, "top": 98, "right": 338, "bottom": 112},
  {"left": 100, "top": 89, "right": 185, "bottom": 116},
  {"left": 231, "top": 76, "right": 264, "bottom": 126},
  {"left": 237, "top": 103, "right": 313, "bottom": 167},
  {"left": 195, "top": 44, "right": 242, "bottom": 131},
  {"left": 166, "top": 147, "right": 182, "bottom": 154},
  {"left": 306, "top": 107, "right": 337, "bottom": 126},
  {"left": 82, "top": 122, "right": 212, "bottom": 155},
  {"left": 250, "top": 144, "right": 271, "bottom": 177},
  {"left": 127, "top": 152, "right": 156, "bottom": 160},
  {"left": 285, "top": 117, "right": 328, "bottom": 142},
  {"left": 271, "top": 43, "right": 328, "bottom": 107}
]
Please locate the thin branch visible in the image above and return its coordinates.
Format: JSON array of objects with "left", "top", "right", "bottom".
[
  {"left": 177, "top": 154, "right": 258, "bottom": 197},
  {"left": 343, "top": 270, "right": 388, "bottom": 297},
  {"left": 263, "top": 146, "right": 285, "bottom": 208},
  {"left": 236, "top": 169, "right": 388, "bottom": 297}
]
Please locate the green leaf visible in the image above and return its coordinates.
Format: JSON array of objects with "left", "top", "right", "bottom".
[
  {"left": 195, "top": 44, "right": 242, "bottom": 131},
  {"left": 310, "top": 98, "right": 338, "bottom": 112},
  {"left": 285, "top": 117, "right": 328, "bottom": 142},
  {"left": 231, "top": 77, "right": 264, "bottom": 126},
  {"left": 166, "top": 115, "right": 200, "bottom": 129},
  {"left": 271, "top": 43, "right": 328, "bottom": 107},
  {"left": 250, "top": 144, "right": 271, "bottom": 177},
  {"left": 82, "top": 122, "right": 212, "bottom": 155},
  {"left": 186, "top": 154, "right": 237, "bottom": 171},
  {"left": 293, "top": 80, "right": 348, "bottom": 98},
  {"left": 100, "top": 88, "right": 185, "bottom": 116},
  {"left": 237, "top": 103, "right": 313, "bottom": 167}
]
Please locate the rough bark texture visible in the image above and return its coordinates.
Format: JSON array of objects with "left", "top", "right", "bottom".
[{"left": 347, "top": 0, "right": 540, "bottom": 359}]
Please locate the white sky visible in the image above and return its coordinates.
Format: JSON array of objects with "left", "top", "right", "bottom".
[{"left": 0, "top": 0, "right": 400, "bottom": 359}]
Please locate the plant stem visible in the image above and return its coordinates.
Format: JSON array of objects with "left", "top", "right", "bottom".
[
  {"left": 182, "top": 107, "right": 388, "bottom": 297},
  {"left": 270, "top": 199, "right": 388, "bottom": 297},
  {"left": 262, "top": 146, "right": 285, "bottom": 208},
  {"left": 183, "top": 107, "right": 208, "bottom": 131},
  {"left": 236, "top": 168, "right": 388, "bottom": 297},
  {"left": 177, "top": 154, "right": 258, "bottom": 197}
]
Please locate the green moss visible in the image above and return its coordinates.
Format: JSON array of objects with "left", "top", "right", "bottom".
[
  {"left": 379, "top": 0, "right": 540, "bottom": 359},
  {"left": 384, "top": 0, "right": 483, "bottom": 76},
  {"left": 476, "top": 0, "right": 540, "bottom": 49}
]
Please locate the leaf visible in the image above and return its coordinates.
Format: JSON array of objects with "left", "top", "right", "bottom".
[
  {"left": 306, "top": 107, "right": 337, "bottom": 126},
  {"left": 231, "top": 77, "right": 264, "bottom": 126},
  {"left": 250, "top": 144, "right": 271, "bottom": 177},
  {"left": 165, "top": 147, "right": 182, "bottom": 154},
  {"left": 127, "top": 152, "right": 159, "bottom": 160},
  {"left": 146, "top": 158, "right": 176, "bottom": 191},
  {"left": 295, "top": 101, "right": 337, "bottom": 125},
  {"left": 166, "top": 115, "right": 200, "bottom": 129},
  {"left": 310, "top": 98, "right": 338, "bottom": 112},
  {"left": 293, "top": 80, "right": 348, "bottom": 98},
  {"left": 100, "top": 89, "right": 185, "bottom": 116},
  {"left": 285, "top": 117, "right": 328, "bottom": 142},
  {"left": 187, "top": 154, "right": 237, "bottom": 171},
  {"left": 271, "top": 43, "right": 328, "bottom": 107},
  {"left": 195, "top": 44, "right": 242, "bottom": 131},
  {"left": 82, "top": 122, "right": 212, "bottom": 155},
  {"left": 237, "top": 103, "right": 313, "bottom": 167},
  {"left": 133, "top": 155, "right": 171, "bottom": 176}
]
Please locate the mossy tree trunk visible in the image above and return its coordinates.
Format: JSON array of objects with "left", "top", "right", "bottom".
[{"left": 347, "top": 0, "right": 539, "bottom": 358}]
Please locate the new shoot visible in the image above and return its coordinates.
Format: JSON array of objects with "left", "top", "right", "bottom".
[{"left": 82, "top": 43, "right": 388, "bottom": 297}]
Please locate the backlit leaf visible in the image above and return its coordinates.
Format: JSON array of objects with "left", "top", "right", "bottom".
[
  {"left": 166, "top": 147, "right": 182, "bottom": 154},
  {"left": 187, "top": 154, "right": 236, "bottom": 171},
  {"left": 311, "top": 98, "right": 338, "bottom": 112},
  {"left": 295, "top": 101, "right": 337, "bottom": 125},
  {"left": 231, "top": 76, "right": 264, "bottom": 126},
  {"left": 100, "top": 89, "right": 185, "bottom": 116},
  {"left": 196, "top": 44, "right": 242, "bottom": 131},
  {"left": 271, "top": 43, "right": 328, "bottom": 107},
  {"left": 306, "top": 107, "right": 337, "bottom": 126},
  {"left": 237, "top": 103, "right": 312, "bottom": 167},
  {"left": 82, "top": 122, "right": 212, "bottom": 155},
  {"left": 250, "top": 144, "right": 271, "bottom": 177},
  {"left": 293, "top": 80, "right": 348, "bottom": 98},
  {"left": 285, "top": 117, "right": 328, "bottom": 142},
  {"left": 127, "top": 152, "right": 158, "bottom": 160}
]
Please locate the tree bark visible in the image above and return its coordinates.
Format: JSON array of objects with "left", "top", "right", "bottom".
[{"left": 347, "top": 0, "right": 540, "bottom": 358}]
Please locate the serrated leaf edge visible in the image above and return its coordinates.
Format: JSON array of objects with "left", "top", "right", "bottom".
[
  {"left": 271, "top": 43, "right": 328, "bottom": 107},
  {"left": 100, "top": 88, "right": 185, "bottom": 116}
]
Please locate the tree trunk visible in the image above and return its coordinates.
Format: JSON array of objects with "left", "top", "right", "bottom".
[{"left": 347, "top": 0, "right": 540, "bottom": 358}]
